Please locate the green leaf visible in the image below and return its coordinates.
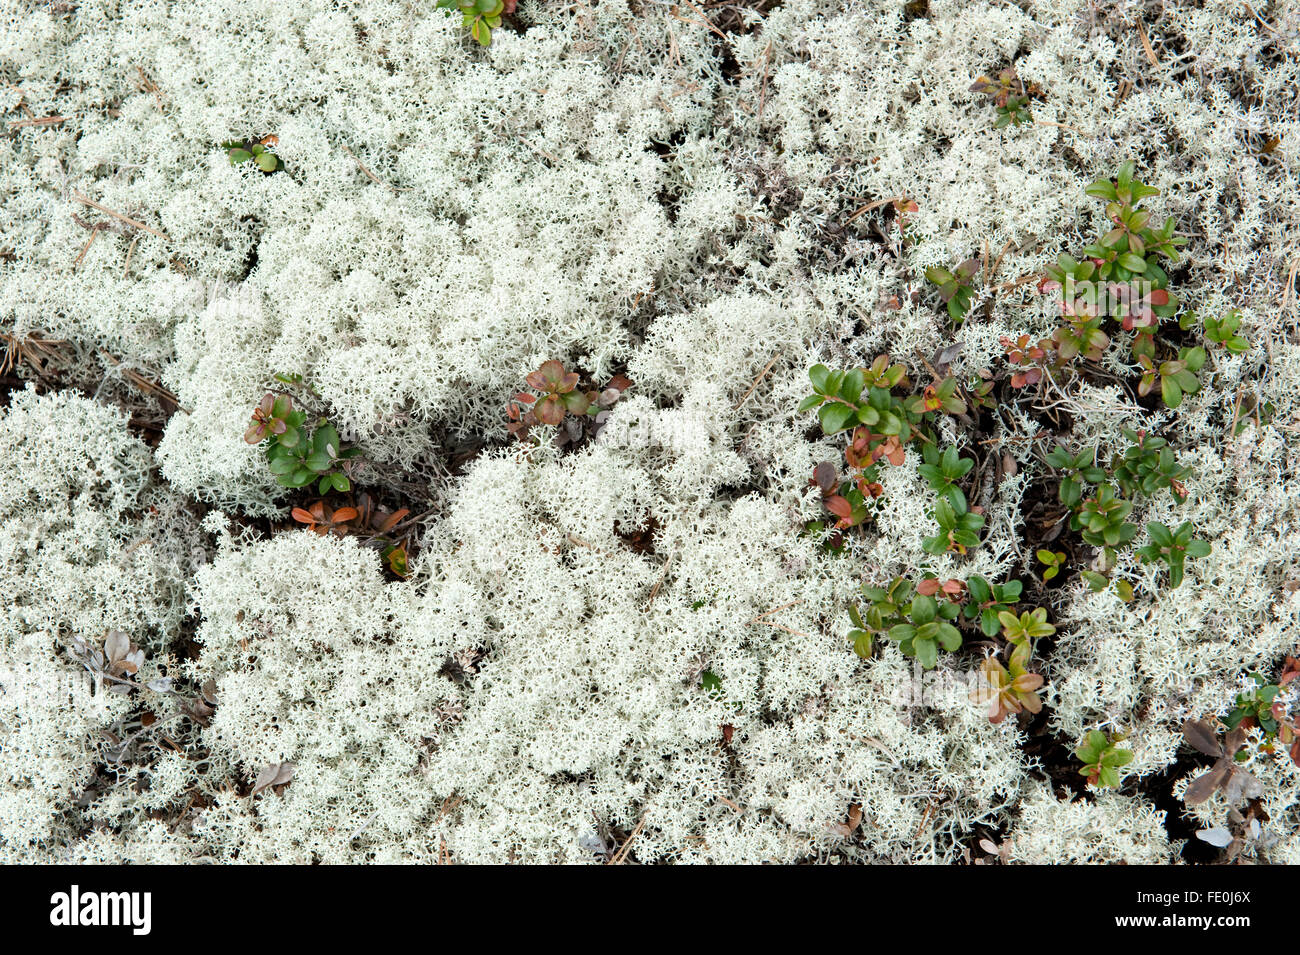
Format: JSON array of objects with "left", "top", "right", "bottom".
[
  {"left": 306, "top": 451, "right": 333, "bottom": 472},
  {"left": 1161, "top": 376, "right": 1183, "bottom": 408},
  {"left": 914, "top": 637, "right": 938, "bottom": 670},
  {"left": 818, "top": 402, "right": 857, "bottom": 434},
  {"left": 936, "top": 623, "right": 961, "bottom": 651},
  {"left": 808, "top": 364, "right": 831, "bottom": 393},
  {"left": 980, "top": 608, "right": 1001, "bottom": 637},
  {"left": 1147, "top": 522, "right": 1174, "bottom": 548},
  {"left": 910, "top": 595, "right": 937, "bottom": 625},
  {"left": 888, "top": 624, "right": 916, "bottom": 644}
]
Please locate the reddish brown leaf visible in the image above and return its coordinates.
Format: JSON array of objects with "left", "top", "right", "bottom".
[
  {"left": 825, "top": 495, "right": 852, "bottom": 520},
  {"left": 812, "top": 461, "right": 836, "bottom": 494},
  {"left": 1182, "top": 719, "right": 1222, "bottom": 757},
  {"left": 1184, "top": 761, "right": 1230, "bottom": 804}
]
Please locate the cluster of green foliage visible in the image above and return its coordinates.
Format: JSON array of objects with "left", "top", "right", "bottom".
[
  {"left": 924, "top": 258, "right": 979, "bottom": 321},
  {"left": 245, "top": 392, "right": 360, "bottom": 494},
  {"left": 1202, "top": 310, "right": 1251, "bottom": 353},
  {"left": 918, "top": 444, "right": 974, "bottom": 511},
  {"left": 859, "top": 577, "right": 962, "bottom": 669},
  {"left": 800, "top": 358, "right": 991, "bottom": 558},
  {"left": 851, "top": 571, "right": 1053, "bottom": 690},
  {"left": 1009, "top": 162, "right": 1251, "bottom": 411},
  {"left": 1075, "top": 729, "right": 1134, "bottom": 789},
  {"left": 435, "top": 0, "right": 515, "bottom": 46},
  {"left": 969, "top": 67, "right": 1035, "bottom": 128},
  {"left": 978, "top": 641, "right": 1043, "bottom": 723},
  {"left": 1224, "top": 663, "right": 1300, "bottom": 766},
  {"left": 222, "top": 138, "right": 280, "bottom": 172},
  {"left": 1111, "top": 428, "right": 1190, "bottom": 502},
  {"left": 1134, "top": 521, "right": 1211, "bottom": 588},
  {"left": 1041, "top": 429, "right": 1209, "bottom": 592}
]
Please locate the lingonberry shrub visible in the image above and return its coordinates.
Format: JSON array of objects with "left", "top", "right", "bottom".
[
  {"left": 1203, "top": 310, "right": 1251, "bottom": 353},
  {"left": 507, "top": 362, "right": 628, "bottom": 447},
  {"left": 1044, "top": 443, "right": 1108, "bottom": 508},
  {"left": 921, "top": 498, "right": 985, "bottom": 556},
  {"left": 223, "top": 136, "right": 281, "bottom": 172},
  {"left": 246, "top": 392, "right": 361, "bottom": 494},
  {"left": 969, "top": 67, "right": 1035, "bottom": 128},
  {"left": 1134, "top": 520, "right": 1211, "bottom": 588},
  {"left": 1137, "top": 345, "right": 1206, "bottom": 409},
  {"left": 963, "top": 575, "right": 1022, "bottom": 636},
  {"left": 436, "top": 0, "right": 517, "bottom": 46},
  {"left": 1075, "top": 729, "right": 1134, "bottom": 789},
  {"left": 976, "top": 642, "right": 1045, "bottom": 723},
  {"left": 1111, "top": 428, "right": 1190, "bottom": 502},
  {"left": 925, "top": 258, "right": 980, "bottom": 321},
  {"left": 917, "top": 445, "right": 975, "bottom": 511}
]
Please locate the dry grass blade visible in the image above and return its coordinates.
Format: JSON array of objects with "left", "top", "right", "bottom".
[
  {"left": 2, "top": 330, "right": 67, "bottom": 377},
  {"left": 8, "top": 115, "right": 66, "bottom": 129},
  {"left": 1136, "top": 19, "right": 1158, "bottom": 66},
  {"left": 341, "top": 143, "right": 410, "bottom": 192},
  {"left": 733, "top": 351, "right": 782, "bottom": 410},
  {"left": 71, "top": 192, "right": 170, "bottom": 241},
  {"left": 607, "top": 813, "right": 647, "bottom": 865}
]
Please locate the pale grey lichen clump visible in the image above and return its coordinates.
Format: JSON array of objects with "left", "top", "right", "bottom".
[{"left": 2, "top": 0, "right": 1299, "bottom": 863}]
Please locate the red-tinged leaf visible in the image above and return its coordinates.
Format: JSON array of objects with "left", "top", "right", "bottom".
[
  {"left": 291, "top": 507, "right": 317, "bottom": 525},
  {"left": 941, "top": 579, "right": 965, "bottom": 596},
  {"left": 917, "top": 578, "right": 941, "bottom": 596},
  {"left": 244, "top": 422, "right": 267, "bottom": 444},
  {"left": 537, "top": 359, "right": 565, "bottom": 386},
  {"left": 332, "top": 507, "right": 359, "bottom": 524},
  {"left": 513, "top": 391, "right": 536, "bottom": 404},
  {"left": 536, "top": 396, "right": 564, "bottom": 426},
  {"left": 606, "top": 374, "right": 634, "bottom": 393},
  {"left": 1290, "top": 738, "right": 1300, "bottom": 769},
  {"left": 1280, "top": 656, "right": 1300, "bottom": 686},
  {"left": 524, "top": 371, "right": 548, "bottom": 391},
  {"left": 880, "top": 437, "right": 905, "bottom": 467},
  {"left": 825, "top": 495, "right": 853, "bottom": 520},
  {"left": 377, "top": 508, "right": 410, "bottom": 534},
  {"left": 558, "top": 372, "right": 580, "bottom": 393},
  {"left": 1147, "top": 288, "right": 1170, "bottom": 306}
]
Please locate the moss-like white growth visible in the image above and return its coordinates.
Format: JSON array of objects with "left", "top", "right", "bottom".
[
  {"left": 2, "top": 0, "right": 1299, "bottom": 862},
  {"left": 0, "top": 389, "right": 194, "bottom": 861},
  {"left": 1006, "top": 783, "right": 1175, "bottom": 864}
]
